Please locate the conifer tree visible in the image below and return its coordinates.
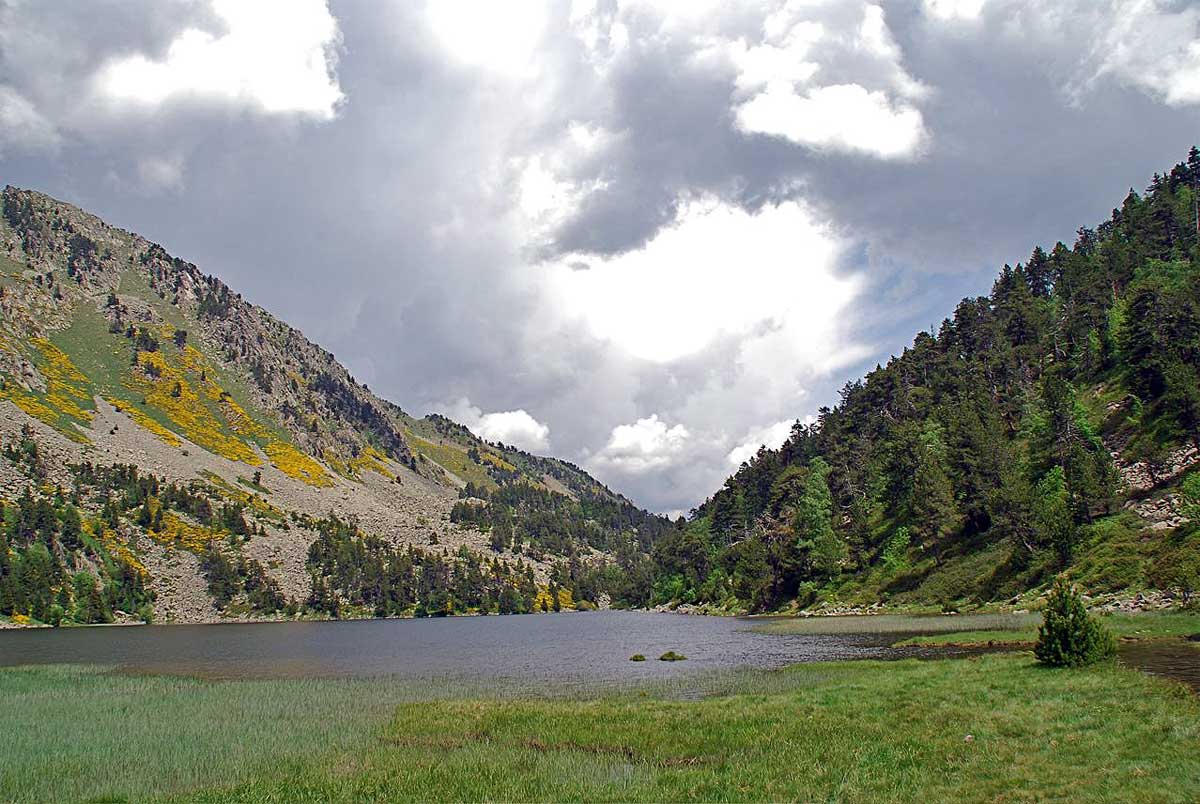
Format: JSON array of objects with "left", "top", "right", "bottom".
[
  {"left": 1035, "top": 578, "right": 1115, "bottom": 667},
  {"left": 795, "top": 458, "right": 844, "bottom": 578},
  {"left": 911, "top": 424, "right": 959, "bottom": 549}
]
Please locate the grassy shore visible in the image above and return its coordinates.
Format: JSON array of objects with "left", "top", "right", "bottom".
[
  {"left": 750, "top": 610, "right": 1200, "bottom": 646},
  {"left": 890, "top": 611, "right": 1200, "bottom": 647},
  {"left": 3, "top": 653, "right": 1199, "bottom": 802}
]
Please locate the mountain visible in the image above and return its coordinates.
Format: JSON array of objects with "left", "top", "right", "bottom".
[
  {"left": 6, "top": 148, "right": 1199, "bottom": 629},
  {"left": 0, "top": 186, "right": 668, "bottom": 625},
  {"left": 652, "top": 148, "right": 1200, "bottom": 613}
]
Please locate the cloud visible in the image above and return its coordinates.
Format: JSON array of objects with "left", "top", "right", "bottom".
[
  {"left": 922, "top": 0, "right": 988, "bottom": 22},
  {"left": 135, "top": 154, "right": 187, "bottom": 194},
  {"left": 3, "top": 0, "right": 1200, "bottom": 517},
  {"left": 427, "top": 0, "right": 549, "bottom": 77},
  {"left": 442, "top": 398, "right": 552, "bottom": 452},
  {"left": 1086, "top": 0, "right": 1200, "bottom": 107},
  {"left": 94, "top": 0, "right": 343, "bottom": 118},
  {"left": 548, "top": 198, "right": 857, "bottom": 363},
  {"left": 730, "top": 2, "right": 929, "bottom": 159},
  {"left": 0, "top": 86, "right": 59, "bottom": 155},
  {"left": 726, "top": 418, "right": 797, "bottom": 468},
  {"left": 591, "top": 415, "right": 690, "bottom": 475},
  {"left": 736, "top": 81, "right": 926, "bottom": 158}
]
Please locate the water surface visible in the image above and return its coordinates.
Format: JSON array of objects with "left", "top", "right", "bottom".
[
  {"left": 2, "top": 611, "right": 1195, "bottom": 691},
  {"left": 0, "top": 611, "right": 920, "bottom": 683}
]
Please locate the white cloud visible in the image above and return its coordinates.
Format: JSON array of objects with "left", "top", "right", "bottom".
[
  {"left": 724, "top": 3, "right": 928, "bottom": 159},
  {"left": 726, "top": 418, "right": 796, "bottom": 467},
  {"left": 427, "top": 0, "right": 548, "bottom": 76},
  {"left": 442, "top": 398, "right": 551, "bottom": 452},
  {"left": 95, "top": 0, "right": 343, "bottom": 118},
  {"left": 548, "top": 197, "right": 858, "bottom": 363},
  {"left": 1088, "top": 0, "right": 1200, "bottom": 106},
  {"left": 0, "top": 85, "right": 59, "bottom": 154},
  {"left": 590, "top": 415, "right": 690, "bottom": 474},
  {"left": 736, "top": 81, "right": 926, "bottom": 158},
  {"left": 514, "top": 129, "right": 611, "bottom": 251},
  {"left": 923, "top": 0, "right": 988, "bottom": 21},
  {"left": 943, "top": 1, "right": 1200, "bottom": 107}
]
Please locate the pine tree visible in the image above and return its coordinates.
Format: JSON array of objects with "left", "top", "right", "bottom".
[
  {"left": 795, "top": 458, "right": 844, "bottom": 578},
  {"left": 1035, "top": 578, "right": 1115, "bottom": 667},
  {"left": 911, "top": 424, "right": 959, "bottom": 549},
  {"left": 1033, "top": 466, "right": 1075, "bottom": 565}
]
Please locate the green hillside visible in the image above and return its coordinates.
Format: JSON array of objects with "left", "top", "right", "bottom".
[{"left": 649, "top": 148, "right": 1200, "bottom": 613}]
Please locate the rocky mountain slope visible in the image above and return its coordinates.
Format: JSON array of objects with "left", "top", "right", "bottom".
[{"left": 0, "top": 186, "right": 668, "bottom": 626}]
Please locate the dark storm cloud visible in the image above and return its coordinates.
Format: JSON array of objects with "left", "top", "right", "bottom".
[{"left": 2, "top": 0, "right": 1199, "bottom": 514}]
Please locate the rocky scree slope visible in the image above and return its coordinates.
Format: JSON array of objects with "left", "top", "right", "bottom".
[{"left": 0, "top": 186, "right": 665, "bottom": 625}]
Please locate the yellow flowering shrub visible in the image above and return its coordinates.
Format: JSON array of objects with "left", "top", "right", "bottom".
[
  {"left": 532, "top": 586, "right": 576, "bottom": 611},
  {"left": 354, "top": 445, "right": 396, "bottom": 479},
  {"left": 322, "top": 449, "right": 352, "bottom": 479},
  {"left": 125, "top": 350, "right": 260, "bottom": 464},
  {"left": 200, "top": 471, "right": 286, "bottom": 522},
  {"left": 0, "top": 340, "right": 93, "bottom": 443},
  {"left": 150, "top": 511, "right": 217, "bottom": 553},
  {"left": 10, "top": 613, "right": 31, "bottom": 625},
  {"left": 100, "top": 527, "right": 148, "bottom": 578},
  {"left": 35, "top": 339, "right": 93, "bottom": 423},
  {"left": 107, "top": 396, "right": 182, "bottom": 446},
  {"left": 480, "top": 451, "right": 516, "bottom": 471},
  {"left": 265, "top": 441, "right": 334, "bottom": 487}
]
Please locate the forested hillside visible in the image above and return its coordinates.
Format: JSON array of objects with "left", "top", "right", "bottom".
[{"left": 650, "top": 148, "right": 1200, "bottom": 612}]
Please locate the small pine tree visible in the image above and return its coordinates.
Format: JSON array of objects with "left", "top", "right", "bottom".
[{"left": 1034, "top": 578, "right": 1116, "bottom": 667}]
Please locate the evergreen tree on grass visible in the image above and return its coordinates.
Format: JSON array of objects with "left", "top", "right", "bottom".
[{"left": 1034, "top": 577, "right": 1116, "bottom": 667}]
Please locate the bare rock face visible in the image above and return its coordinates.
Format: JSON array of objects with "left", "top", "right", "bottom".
[
  {"left": 1115, "top": 444, "right": 1200, "bottom": 493},
  {"left": 1127, "top": 494, "right": 1188, "bottom": 531}
]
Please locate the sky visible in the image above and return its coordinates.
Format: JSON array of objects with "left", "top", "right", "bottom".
[{"left": 2, "top": 0, "right": 1199, "bottom": 515}]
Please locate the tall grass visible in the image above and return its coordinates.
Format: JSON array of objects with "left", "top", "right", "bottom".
[{"left": 4, "top": 653, "right": 1200, "bottom": 802}]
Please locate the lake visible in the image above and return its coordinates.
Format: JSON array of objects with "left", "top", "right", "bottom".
[
  {"left": 0, "top": 611, "right": 949, "bottom": 684},
  {"left": 1, "top": 611, "right": 1195, "bottom": 691}
]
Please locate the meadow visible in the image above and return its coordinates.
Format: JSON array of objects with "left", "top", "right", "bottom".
[{"left": 3, "top": 648, "right": 1199, "bottom": 802}]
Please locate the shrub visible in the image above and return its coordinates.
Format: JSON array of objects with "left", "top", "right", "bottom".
[
  {"left": 1034, "top": 578, "right": 1116, "bottom": 667},
  {"left": 658, "top": 651, "right": 687, "bottom": 662},
  {"left": 629, "top": 654, "right": 646, "bottom": 662}
]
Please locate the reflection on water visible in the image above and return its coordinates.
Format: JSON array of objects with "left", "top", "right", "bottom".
[
  {"left": 0, "top": 612, "right": 900, "bottom": 683},
  {"left": 1118, "top": 638, "right": 1200, "bottom": 692},
  {"left": 1, "top": 612, "right": 1196, "bottom": 693}
]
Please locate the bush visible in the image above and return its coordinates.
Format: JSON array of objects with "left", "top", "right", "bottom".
[{"left": 1034, "top": 578, "right": 1116, "bottom": 667}]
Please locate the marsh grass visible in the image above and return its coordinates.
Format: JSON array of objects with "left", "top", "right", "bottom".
[{"left": 4, "top": 654, "right": 1200, "bottom": 802}]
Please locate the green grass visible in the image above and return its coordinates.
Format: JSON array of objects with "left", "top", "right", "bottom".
[
  {"left": 896, "top": 611, "right": 1200, "bottom": 647},
  {"left": 407, "top": 433, "right": 498, "bottom": 490},
  {"left": 751, "top": 611, "right": 1042, "bottom": 636},
  {"left": 3, "top": 654, "right": 1199, "bottom": 802}
]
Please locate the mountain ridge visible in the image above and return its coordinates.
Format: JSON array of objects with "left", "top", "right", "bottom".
[{"left": 0, "top": 184, "right": 667, "bottom": 625}]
